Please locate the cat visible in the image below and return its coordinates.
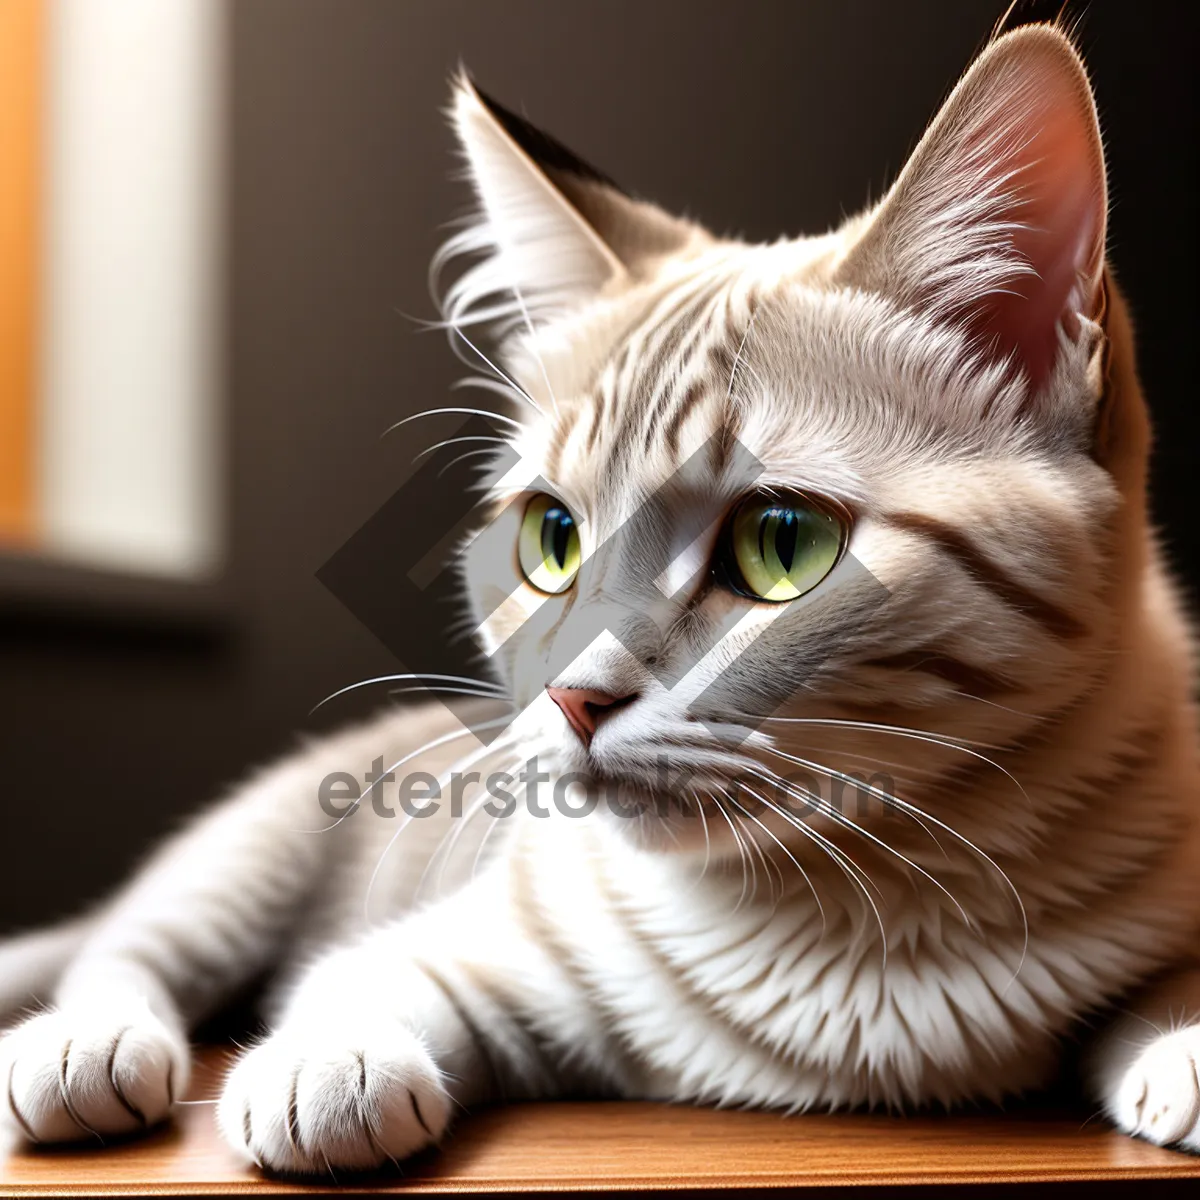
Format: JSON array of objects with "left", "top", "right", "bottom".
[{"left": 3, "top": 20, "right": 1200, "bottom": 1173}]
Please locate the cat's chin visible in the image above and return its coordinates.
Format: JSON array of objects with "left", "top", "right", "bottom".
[
  {"left": 577, "top": 771, "right": 717, "bottom": 857},
  {"left": 531, "top": 733, "right": 731, "bottom": 857}
]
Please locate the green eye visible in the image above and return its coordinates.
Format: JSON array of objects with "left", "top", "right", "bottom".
[
  {"left": 518, "top": 494, "right": 581, "bottom": 594},
  {"left": 723, "top": 495, "right": 845, "bottom": 602}
]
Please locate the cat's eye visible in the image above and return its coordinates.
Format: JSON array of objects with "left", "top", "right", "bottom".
[
  {"left": 718, "top": 494, "right": 845, "bottom": 602},
  {"left": 518, "top": 493, "right": 581, "bottom": 594}
]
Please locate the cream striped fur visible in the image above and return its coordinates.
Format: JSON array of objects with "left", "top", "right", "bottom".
[{"left": 4, "top": 23, "right": 1200, "bottom": 1172}]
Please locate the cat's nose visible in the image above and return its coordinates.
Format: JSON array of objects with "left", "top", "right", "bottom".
[{"left": 546, "top": 686, "right": 637, "bottom": 747}]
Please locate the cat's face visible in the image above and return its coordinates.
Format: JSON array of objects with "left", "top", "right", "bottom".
[{"left": 453, "top": 26, "right": 1120, "bottom": 861}]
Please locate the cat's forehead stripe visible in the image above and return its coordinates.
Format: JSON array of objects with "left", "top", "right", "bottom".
[
  {"left": 640, "top": 287, "right": 738, "bottom": 453},
  {"left": 548, "top": 272, "right": 762, "bottom": 495}
]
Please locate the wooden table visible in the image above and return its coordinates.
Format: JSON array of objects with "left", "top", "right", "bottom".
[{"left": 2, "top": 1047, "right": 1199, "bottom": 1196}]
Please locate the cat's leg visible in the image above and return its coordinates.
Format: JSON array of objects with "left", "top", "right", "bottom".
[
  {"left": 1088, "top": 959, "right": 1200, "bottom": 1151},
  {"left": 216, "top": 864, "right": 579, "bottom": 1174},
  {"left": 0, "top": 754, "right": 332, "bottom": 1144}
]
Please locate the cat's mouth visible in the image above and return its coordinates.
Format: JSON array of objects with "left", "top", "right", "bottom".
[{"left": 549, "top": 744, "right": 739, "bottom": 822}]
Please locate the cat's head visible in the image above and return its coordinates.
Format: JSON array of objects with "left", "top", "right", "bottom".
[{"left": 447, "top": 25, "right": 1137, "bottom": 861}]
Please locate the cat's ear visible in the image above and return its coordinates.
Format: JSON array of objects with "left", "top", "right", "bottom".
[
  {"left": 835, "top": 25, "right": 1107, "bottom": 391},
  {"left": 443, "top": 74, "right": 700, "bottom": 326}
]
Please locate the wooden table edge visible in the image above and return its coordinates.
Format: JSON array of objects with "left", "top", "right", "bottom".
[{"left": 5, "top": 1164, "right": 1200, "bottom": 1197}]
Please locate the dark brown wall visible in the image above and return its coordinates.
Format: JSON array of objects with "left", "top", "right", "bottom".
[{"left": 2, "top": 0, "right": 1195, "bottom": 929}]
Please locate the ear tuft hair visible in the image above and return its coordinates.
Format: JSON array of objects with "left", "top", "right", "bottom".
[
  {"left": 434, "top": 72, "right": 626, "bottom": 336},
  {"left": 435, "top": 72, "right": 702, "bottom": 338}
]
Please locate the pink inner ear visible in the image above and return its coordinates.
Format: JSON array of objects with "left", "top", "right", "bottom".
[{"left": 969, "top": 74, "right": 1105, "bottom": 391}]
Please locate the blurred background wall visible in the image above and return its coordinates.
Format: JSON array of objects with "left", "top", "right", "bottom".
[{"left": 1, "top": 0, "right": 1196, "bottom": 928}]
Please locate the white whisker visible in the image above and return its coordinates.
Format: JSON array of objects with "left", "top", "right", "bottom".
[
  {"left": 744, "top": 713, "right": 999, "bottom": 751},
  {"left": 382, "top": 406, "right": 525, "bottom": 438},
  {"left": 746, "top": 758, "right": 975, "bottom": 933},
  {"left": 685, "top": 789, "right": 714, "bottom": 892},
  {"left": 709, "top": 793, "right": 754, "bottom": 912},
  {"left": 730, "top": 805, "right": 773, "bottom": 901},
  {"left": 737, "top": 781, "right": 881, "bottom": 956},
  {"left": 438, "top": 447, "right": 505, "bottom": 478},
  {"left": 386, "top": 684, "right": 509, "bottom": 701},
  {"left": 747, "top": 713, "right": 1030, "bottom": 808},
  {"left": 427, "top": 754, "right": 518, "bottom": 901},
  {"left": 413, "top": 434, "right": 512, "bottom": 465},
  {"left": 296, "top": 715, "right": 509, "bottom": 837},
  {"left": 759, "top": 745, "right": 947, "bottom": 852},
  {"left": 364, "top": 733, "right": 508, "bottom": 924},
  {"left": 311, "top": 673, "right": 504, "bottom": 714},
  {"left": 446, "top": 325, "right": 543, "bottom": 415},
  {"left": 507, "top": 279, "right": 561, "bottom": 416},
  {"left": 724, "top": 791, "right": 824, "bottom": 927},
  {"left": 724, "top": 303, "right": 761, "bottom": 406}
]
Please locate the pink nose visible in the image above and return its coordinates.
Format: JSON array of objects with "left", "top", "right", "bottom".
[{"left": 546, "top": 686, "right": 636, "bottom": 747}]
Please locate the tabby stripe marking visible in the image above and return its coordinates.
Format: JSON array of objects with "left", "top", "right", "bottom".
[
  {"left": 640, "top": 289, "right": 727, "bottom": 447},
  {"left": 885, "top": 511, "right": 1087, "bottom": 639},
  {"left": 411, "top": 957, "right": 507, "bottom": 1101},
  {"left": 454, "top": 956, "right": 562, "bottom": 1095},
  {"left": 591, "top": 854, "right": 827, "bottom": 1061},
  {"left": 584, "top": 371, "right": 611, "bottom": 452},
  {"left": 508, "top": 844, "right": 643, "bottom": 1089},
  {"left": 662, "top": 380, "right": 704, "bottom": 461},
  {"left": 863, "top": 648, "right": 1015, "bottom": 698}
]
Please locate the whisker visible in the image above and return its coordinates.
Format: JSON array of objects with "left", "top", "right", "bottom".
[
  {"left": 401, "top": 304, "right": 544, "bottom": 417},
  {"left": 446, "top": 325, "right": 543, "bottom": 415},
  {"left": 469, "top": 796, "right": 509, "bottom": 884},
  {"left": 743, "top": 713, "right": 999, "bottom": 751},
  {"left": 507, "top": 278, "right": 561, "bottom": 416},
  {"left": 311, "top": 673, "right": 504, "bottom": 714},
  {"left": 424, "top": 755, "right": 517, "bottom": 901},
  {"left": 438, "top": 447, "right": 504, "bottom": 478},
  {"left": 948, "top": 690, "right": 1046, "bottom": 720},
  {"left": 724, "top": 792, "right": 825, "bottom": 927},
  {"left": 758, "top": 751, "right": 1029, "bottom": 980},
  {"left": 295, "top": 717, "right": 507, "bottom": 836},
  {"left": 364, "top": 734, "right": 508, "bottom": 924},
  {"left": 747, "top": 758, "right": 975, "bottom": 933},
  {"left": 729, "top": 805, "right": 773, "bottom": 902},
  {"left": 759, "top": 745, "right": 947, "bottom": 853},
  {"left": 684, "top": 789, "right": 714, "bottom": 892},
  {"left": 708, "top": 794, "right": 754, "bottom": 912},
  {"left": 382, "top": 407, "right": 524, "bottom": 438},
  {"left": 736, "top": 771, "right": 884, "bottom": 905},
  {"left": 737, "top": 781, "right": 882, "bottom": 957},
  {"left": 766, "top": 742, "right": 1024, "bottom": 927},
  {"left": 747, "top": 713, "right": 1031, "bottom": 809},
  {"left": 386, "top": 684, "right": 507, "bottom": 702},
  {"left": 785, "top": 741, "right": 954, "bottom": 781},
  {"left": 450, "top": 374, "right": 539, "bottom": 410},
  {"left": 413, "top": 434, "right": 512, "bottom": 465},
  {"left": 724, "top": 303, "right": 761, "bottom": 406}
]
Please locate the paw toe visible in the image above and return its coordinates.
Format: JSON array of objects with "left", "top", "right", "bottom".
[
  {"left": 1111, "top": 1027, "right": 1200, "bottom": 1150},
  {"left": 218, "top": 1022, "right": 449, "bottom": 1174},
  {"left": 0, "top": 1008, "right": 186, "bottom": 1143}
]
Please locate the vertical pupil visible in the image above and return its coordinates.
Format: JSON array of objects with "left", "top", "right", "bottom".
[
  {"left": 544, "top": 508, "right": 572, "bottom": 569},
  {"left": 771, "top": 508, "right": 798, "bottom": 573}
]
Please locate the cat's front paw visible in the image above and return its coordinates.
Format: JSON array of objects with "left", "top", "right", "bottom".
[
  {"left": 0, "top": 1004, "right": 188, "bottom": 1142},
  {"left": 1108, "top": 1025, "right": 1200, "bottom": 1152},
  {"left": 217, "top": 1018, "right": 451, "bottom": 1174}
]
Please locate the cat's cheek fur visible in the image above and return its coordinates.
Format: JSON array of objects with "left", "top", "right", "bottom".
[{"left": 217, "top": 1019, "right": 450, "bottom": 1174}]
